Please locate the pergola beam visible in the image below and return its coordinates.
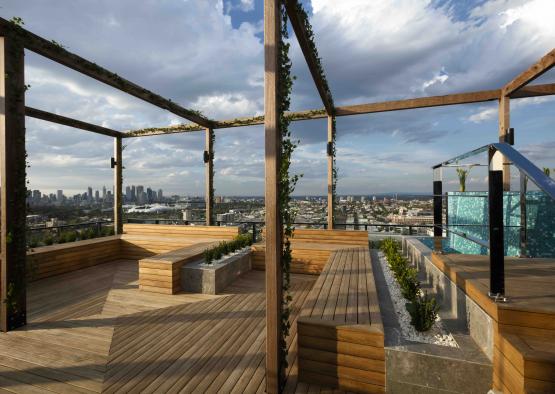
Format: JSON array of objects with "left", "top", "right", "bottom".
[
  {"left": 264, "top": 0, "right": 282, "bottom": 391},
  {"left": 0, "top": 35, "right": 27, "bottom": 332},
  {"left": 25, "top": 107, "right": 122, "bottom": 138},
  {"left": 502, "top": 49, "right": 555, "bottom": 97},
  {"left": 122, "top": 82, "right": 555, "bottom": 138},
  {"left": 335, "top": 89, "right": 501, "bottom": 116},
  {"left": 0, "top": 18, "right": 214, "bottom": 128},
  {"left": 285, "top": 0, "right": 334, "bottom": 114}
]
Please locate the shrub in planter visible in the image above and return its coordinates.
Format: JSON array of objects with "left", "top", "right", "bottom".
[
  {"left": 398, "top": 266, "right": 420, "bottom": 302},
  {"left": 44, "top": 235, "right": 54, "bottom": 246},
  {"left": 203, "top": 233, "right": 254, "bottom": 265},
  {"left": 406, "top": 292, "right": 439, "bottom": 332}
]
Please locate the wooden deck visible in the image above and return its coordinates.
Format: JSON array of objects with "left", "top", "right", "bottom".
[{"left": 0, "top": 260, "right": 347, "bottom": 393}]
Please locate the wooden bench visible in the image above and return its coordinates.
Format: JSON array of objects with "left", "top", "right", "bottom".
[
  {"left": 138, "top": 241, "right": 220, "bottom": 294},
  {"left": 494, "top": 331, "right": 555, "bottom": 393},
  {"left": 297, "top": 247, "right": 385, "bottom": 393},
  {"left": 121, "top": 224, "right": 240, "bottom": 260},
  {"left": 26, "top": 236, "right": 121, "bottom": 281},
  {"left": 252, "top": 229, "right": 369, "bottom": 274}
]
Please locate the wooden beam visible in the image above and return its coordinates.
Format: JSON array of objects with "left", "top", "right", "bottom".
[
  {"left": 0, "top": 18, "right": 214, "bottom": 128},
  {"left": 498, "top": 96, "right": 511, "bottom": 191},
  {"left": 123, "top": 83, "right": 555, "bottom": 138},
  {"left": 25, "top": 106, "right": 122, "bottom": 138},
  {"left": 0, "top": 35, "right": 27, "bottom": 331},
  {"left": 327, "top": 116, "right": 334, "bottom": 230},
  {"left": 123, "top": 123, "right": 204, "bottom": 138},
  {"left": 113, "top": 136, "right": 123, "bottom": 234},
  {"left": 285, "top": 0, "right": 334, "bottom": 114},
  {"left": 502, "top": 49, "right": 555, "bottom": 96},
  {"left": 336, "top": 89, "right": 501, "bottom": 116},
  {"left": 510, "top": 82, "right": 555, "bottom": 98},
  {"left": 205, "top": 128, "right": 214, "bottom": 226},
  {"left": 265, "top": 0, "right": 282, "bottom": 392}
]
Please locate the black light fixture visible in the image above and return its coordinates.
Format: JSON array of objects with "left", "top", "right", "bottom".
[
  {"left": 327, "top": 142, "right": 333, "bottom": 156},
  {"left": 203, "top": 150, "right": 210, "bottom": 163},
  {"left": 110, "top": 157, "right": 117, "bottom": 168},
  {"left": 508, "top": 127, "right": 515, "bottom": 145}
]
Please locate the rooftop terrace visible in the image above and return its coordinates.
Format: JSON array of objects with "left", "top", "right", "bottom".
[{"left": 0, "top": 1, "right": 554, "bottom": 393}]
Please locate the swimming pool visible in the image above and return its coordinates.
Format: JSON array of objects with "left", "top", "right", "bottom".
[{"left": 417, "top": 236, "right": 488, "bottom": 255}]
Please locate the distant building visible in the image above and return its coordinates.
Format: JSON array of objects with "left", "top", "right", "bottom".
[{"left": 87, "top": 187, "right": 93, "bottom": 201}]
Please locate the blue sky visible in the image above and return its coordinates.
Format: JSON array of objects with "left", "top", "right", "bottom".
[{"left": 2, "top": 0, "right": 554, "bottom": 196}]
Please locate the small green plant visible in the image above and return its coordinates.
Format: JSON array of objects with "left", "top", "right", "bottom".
[
  {"left": 203, "top": 233, "right": 253, "bottom": 265},
  {"left": 398, "top": 267, "right": 420, "bottom": 302},
  {"left": 9, "top": 17, "right": 24, "bottom": 26},
  {"left": 456, "top": 168, "right": 468, "bottom": 192},
  {"left": 380, "top": 238, "right": 439, "bottom": 332},
  {"left": 406, "top": 292, "right": 439, "bottom": 332},
  {"left": 543, "top": 167, "right": 551, "bottom": 177},
  {"left": 44, "top": 235, "right": 54, "bottom": 245}
]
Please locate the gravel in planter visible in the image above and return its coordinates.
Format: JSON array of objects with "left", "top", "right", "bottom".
[{"left": 378, "top": 251, "right": 458, "bottom": 347}]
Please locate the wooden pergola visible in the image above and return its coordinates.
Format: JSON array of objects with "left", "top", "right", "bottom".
[{"left": 0, "top": 3, "right": 554, "bottom": 392}]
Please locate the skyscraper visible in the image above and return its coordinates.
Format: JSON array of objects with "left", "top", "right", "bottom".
[
  {"left": 158, "top": 189, "right": 163, "bottom": 201},
  {"left": 56, "top": 190, "right": 63, "bottom": 202},
  {"left": 125, "top": 186, "right": 131, "bottom": 202},
  {"left": 102, "top": 186, "right": 107, "bottom": 200},
  {"left": 87, "top": 187, "right": 93, "bottom": 201}
]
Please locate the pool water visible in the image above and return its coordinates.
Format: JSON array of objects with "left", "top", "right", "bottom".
[{"left": 417, "top": 236, "right": 487, "bottom": 255}]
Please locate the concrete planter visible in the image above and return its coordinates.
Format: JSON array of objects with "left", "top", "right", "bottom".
[{"left": 181, "top": 249, "right": 251, "bottom": 294}]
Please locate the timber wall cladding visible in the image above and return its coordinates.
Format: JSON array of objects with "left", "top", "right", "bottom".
[
  {"left": 25, "top": 225, "right": 241, "bottom": 282},
  {"left": 26, "top": 236, "right": 121, "bottom": 281},
  {"left": 297, "top": 248, "right": 385, "bottom": 393},
  {"left": 120, "top": 224, "right": 240, "bottom": 260},
  {"left": 252, "top": 229, "right": 369, "bottom": 274}
]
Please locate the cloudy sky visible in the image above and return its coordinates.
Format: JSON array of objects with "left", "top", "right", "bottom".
[{"left": 2, "top": 0, "right": 554, "bottom": 196}]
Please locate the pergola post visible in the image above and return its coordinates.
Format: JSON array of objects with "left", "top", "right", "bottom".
[
  {"left": 498, "top": 95, "right": 511, "bottom": 190},
  {"left": 0, "top": 35, "right": 27, "bottom": 332},
  {"left": 113, "top": 136, "right": 123, "bottom": 234},
  {"left": 264, "top": 0, "right": 282, "bottom": 392},
  {"left": 327, "top": 115, "right": 334, "bottom": 230},
  {"left": 205, "top": 127, "right": 214, "bottom": 226}
]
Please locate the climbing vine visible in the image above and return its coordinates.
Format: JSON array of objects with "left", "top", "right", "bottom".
[
  {"left": 331, "top": 116, "right": 338, "bottom": 223},
  {"left": 278, "top": 1, "right": 301, "bottom": 387},
  {"left": 292, "top": 1, "right": 338, "bottom": 225},
  {"left": 208, "top": 128, "right": 215, "bottom": 224}
]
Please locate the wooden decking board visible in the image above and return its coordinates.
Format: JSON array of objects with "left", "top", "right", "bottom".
[
  {"left": 109, "top": 295, "right": 260, "bottom": 393},
  {"left": 1, "top": 247, "right": 357, "bottom": 393},
  {"left": 103, "top": 296, "right": 240, "bottom": 388}
]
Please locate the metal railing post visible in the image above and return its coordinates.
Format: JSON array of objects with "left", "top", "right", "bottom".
[
  {"left": 252, "top": 223, "right": 257, "bottom": 243},
  {"left": 489, "top": 169, "right": 505, "bottom": 299},
  {"left": 433, "top": 178, "right": 443, "bottom": 253},
  {"left": 519, "top": 171, "right": 528, "bottom": 257}
]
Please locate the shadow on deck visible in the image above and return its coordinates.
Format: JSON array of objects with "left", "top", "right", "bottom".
[{"left": 0, "top": 261, "right": 341, "bottom": 393}]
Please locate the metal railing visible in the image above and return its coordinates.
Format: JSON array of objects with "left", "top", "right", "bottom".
[
  {"left": 27, "top": 220, "right": 114, "bottom": 246},
  {"left": 432, "top": 142, "right": 555, "bottom": 301},
  {"left": 125, "top": 217, "right": 434, "bottom": 243}
]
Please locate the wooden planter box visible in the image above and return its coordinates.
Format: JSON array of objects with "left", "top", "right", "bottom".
[{"left": 181, "top": 249, "right": 251, "bottom": 294}]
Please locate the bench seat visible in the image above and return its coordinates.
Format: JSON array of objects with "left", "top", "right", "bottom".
[
  {"left": 297, "top": 247, "right": 385, "bottom": 393},
  {"left": 252, "top": 229, "right": 369, "bottom": 274},
  {"left": 138, "top": 241, "right": 219, "bottom": 294}
]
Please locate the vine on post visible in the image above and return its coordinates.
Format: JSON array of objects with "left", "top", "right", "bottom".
[
  {"left": 278, "top": 1, "right": 301, "bottom": 386},
  {"left": 331, "top": 116, "right": 338, "bottom": 222}
]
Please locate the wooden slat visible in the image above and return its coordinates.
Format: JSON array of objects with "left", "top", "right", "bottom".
[
  {"left": 1, "top": 34, "right": 27, "bottom": 331},
  {"left": 0, "top": 18, "right": 214, "bottom": 128},
  {"left": 264, "top": 0, "right": 282, "bottom": 392},
  {"left": 285, "top": 0, "right": 334, "bottom": 114},
  {"left": 113, "top": 136, "right": 123, "bottom": 234},
  {"left": 25, "top": 106, "right": 121, "bottom": 138},
  {"left": 502, "top": 49, "right": 555, "bottom": 96},
  {"left": 205, "top": 127, "right": 214, "bottom": 225}
]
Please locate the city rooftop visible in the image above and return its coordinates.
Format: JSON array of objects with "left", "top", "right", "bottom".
[{"left": 0, "top": 1, "right": 554, "bottom": 393}]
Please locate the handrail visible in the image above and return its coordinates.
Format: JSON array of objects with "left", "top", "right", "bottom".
[{"left": 433, "top": 142, "right": 555, "bottom": 200}]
